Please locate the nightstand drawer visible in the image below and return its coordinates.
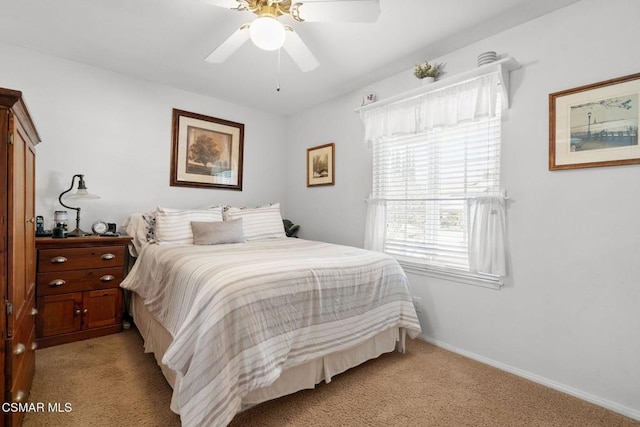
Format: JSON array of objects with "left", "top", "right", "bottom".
[
  {"left": 37, "top": 268, "right": 124, "bottom": 296},
  {"left": 37, "top": 246, "right": 126, "bottom": 272}
]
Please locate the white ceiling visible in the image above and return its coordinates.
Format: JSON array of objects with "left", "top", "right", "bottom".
[{"left": 0, "top": 0, "right": 579, "bottom": 116}]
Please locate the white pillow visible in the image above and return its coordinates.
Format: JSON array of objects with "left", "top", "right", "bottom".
[
  {"left": 225, "top": 203, "right": 286, "bottom": 241},
  {"left": 155, "top": 206, "right": 223, "bottom": 244},
  {"left": 122, "top": 213, "right": 147, "bottom": 256}
]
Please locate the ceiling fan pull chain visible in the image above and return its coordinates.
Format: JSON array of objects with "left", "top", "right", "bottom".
[{"left": 276, "top": 48, "right": 281, "bottom": 92}]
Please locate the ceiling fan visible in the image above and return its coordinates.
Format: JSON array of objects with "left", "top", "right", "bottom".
[{"left": 203, "top": 0, "right": 381, "bottom": 72}]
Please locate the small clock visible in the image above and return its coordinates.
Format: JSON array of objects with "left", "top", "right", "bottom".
[{"left": 91, "top": 220, "right": 109, "bottom": 235}]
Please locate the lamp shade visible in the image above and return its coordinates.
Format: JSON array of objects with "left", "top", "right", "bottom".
[
  {"left": 64, "top": 188, "right": 101, "bottom": 200},
  {"left": 249, "top": 17, "right": 286, "bottom": 51}
]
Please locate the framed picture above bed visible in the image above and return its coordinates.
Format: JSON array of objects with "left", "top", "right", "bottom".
[
  {"left": 549, "top": 73, "right": 640, "bottom": 170},
  {"left": 170, "top": 108, "right": 244, "bottom": 190},
  {"left": 307, "top": 143, "right": 335, "bottom": 187}
]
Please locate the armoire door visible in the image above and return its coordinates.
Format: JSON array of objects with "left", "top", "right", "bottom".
[
  {"left": 7, "top": 111, "right": 37, "bottom": 337},
  {"left": 2, "top": 88, "right": 41, "bottom": 427},
  {"left": 0, "top": 98, "right": 9, "bottom": 424}
]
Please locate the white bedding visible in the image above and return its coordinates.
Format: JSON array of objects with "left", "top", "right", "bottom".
[
  {"left": 121, "top": 238, "right": 421, "bottom": 427},
  {"left": 131, "top": 293, "right": 403, "bottom": 407}
]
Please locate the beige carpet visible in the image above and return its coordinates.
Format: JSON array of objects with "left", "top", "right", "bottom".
[{"left": 23, "top": 327, "right": 639, "bottom": 427}]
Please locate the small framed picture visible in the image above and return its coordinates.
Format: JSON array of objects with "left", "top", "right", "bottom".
[
  {"left": 307, "top": 143, "right": 335, "bottom": 187},
  {"left": 549, "top": 73, "right": 640, "bottom": 170},
  {"left": 170, "top": 109, "right": 244, "bottom": 190}
]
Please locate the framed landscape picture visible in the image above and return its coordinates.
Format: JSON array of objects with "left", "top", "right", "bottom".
[
  {"left": 307, "top": 143, "right": 335, "bottom": 187},
  {"left": 170, "top": 109, "right": 244, "bottom": 190},
  {"left": 549, "top": 73, "right": 640, "bottom": 170}
]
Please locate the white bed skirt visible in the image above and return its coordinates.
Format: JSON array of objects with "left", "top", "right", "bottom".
[{"left": 130, "top": 292, "right": 406, "bottom": 411}]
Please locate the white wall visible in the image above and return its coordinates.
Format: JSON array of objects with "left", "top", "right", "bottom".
[
  {"left": 285, "top": 0, "right": 640, "bottom": 419},
  {"left": 0, "top": 42, "right": 288, "bottom": 231},
  {"left": 284, "top": 95, "right": 373, "bottom": 245}
]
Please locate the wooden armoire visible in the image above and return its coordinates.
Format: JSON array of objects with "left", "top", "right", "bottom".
[{"left": 1, "top": 88, "right": 41, "bottom": 426}]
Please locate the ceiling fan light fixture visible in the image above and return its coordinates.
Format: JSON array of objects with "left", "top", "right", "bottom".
[{"left": 249, "top": 16, "right": 286, "bottom": 51}]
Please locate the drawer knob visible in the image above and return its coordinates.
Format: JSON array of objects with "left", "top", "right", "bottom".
[
  {"left": 100, "top": 275, "right": 115, "bottom": 282},
  {"left": 48, "top": 279, "right": 66, "bottom": 287},
  {"left": 14, "top": 343, "right": 26, "bottom": 356},
  {"left": 31, "top": 342, "right": 38, "bottom": 351},
  {"left": 83, "top": 308, "right": 88, "bottom": 314},
  {"left": 101, "top": 253, "right": 116, "bottom": 261},
  {"left": 50, "top": 256, "right": 67, "bottom": 264},
  {"left": 75, "top": 309, "right": 81, "bottom": 316},
  {"left": 14, "top": 390, "right": 26, "bottom": 403},
  {"left": 31, "top": 307, "right": 38, "bottom": 316}
]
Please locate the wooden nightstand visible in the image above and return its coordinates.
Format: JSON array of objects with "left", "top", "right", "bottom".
[{"left": 35, "top": 235, "right": 132, "bottom": 348}]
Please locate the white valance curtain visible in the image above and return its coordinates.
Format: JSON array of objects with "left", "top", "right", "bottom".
[
  {"left": 359, "top": 72, "right": 500, "bottom": 147},
  {"left": 362, "top": 71, "right": 507, "bottom": 277}
]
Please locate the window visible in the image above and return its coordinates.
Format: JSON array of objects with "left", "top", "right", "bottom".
[
  {"left": 361, "top": 71, "right": 507, "bottom": 286},
  {"left": 374, "top": 100, "right": 501, "bottom": 272}
]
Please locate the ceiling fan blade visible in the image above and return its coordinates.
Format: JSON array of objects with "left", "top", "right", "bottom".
[
  {"left": 292, "top": 0, "right": 380, "bottom": 23},
  {"left": 283, "top": 27, "right": 319, "bottom": 72},
  {"left": 200, "top": 0, "right": 240, "bottom": 8},
  {"left": 204, "top": 25, "right": 250, "bottom": 63}
]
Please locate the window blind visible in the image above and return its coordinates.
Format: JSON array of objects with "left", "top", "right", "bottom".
[{"left": 372, "top": 96, "right": 502, "bottom": 272}]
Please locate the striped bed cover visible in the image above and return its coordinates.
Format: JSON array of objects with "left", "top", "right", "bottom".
[{"left": 121, "top": 238, "right": 421, "bottom": 426}]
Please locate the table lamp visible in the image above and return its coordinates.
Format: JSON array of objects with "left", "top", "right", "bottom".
[{"left": 58, "top": 174, "right": 100, "bottom": 237}]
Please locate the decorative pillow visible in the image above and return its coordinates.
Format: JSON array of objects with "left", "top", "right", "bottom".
[
  {"left": 141, "top": 210, "right": 157, "bottom": 243},
  {"left": 225, "top": 203, "right": 286, "bottom": 241},
  {"left": 191, "top": 218, "right": 245, "bottom": 245},
  {"left": 155, "top": 206, "right": 224, "bottom": 244}
]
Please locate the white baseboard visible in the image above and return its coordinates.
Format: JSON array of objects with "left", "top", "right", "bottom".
[{"left": 416, "top": 333, "right": 640, "bottom": 422}]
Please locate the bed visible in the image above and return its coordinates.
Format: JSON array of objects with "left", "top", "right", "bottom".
[{"left": 120, "top": 204, "right": 421, "bottom": 427}]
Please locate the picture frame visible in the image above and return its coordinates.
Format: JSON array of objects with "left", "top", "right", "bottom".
[
  {"left": 307, "top": 143, "right": 335, "bottom": 187},
  {"left": 549, "top": 73, "right": 640, "bottom": 170},
  {"left": 170, "top": 108, "right": 244, "bottom": 190}
]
